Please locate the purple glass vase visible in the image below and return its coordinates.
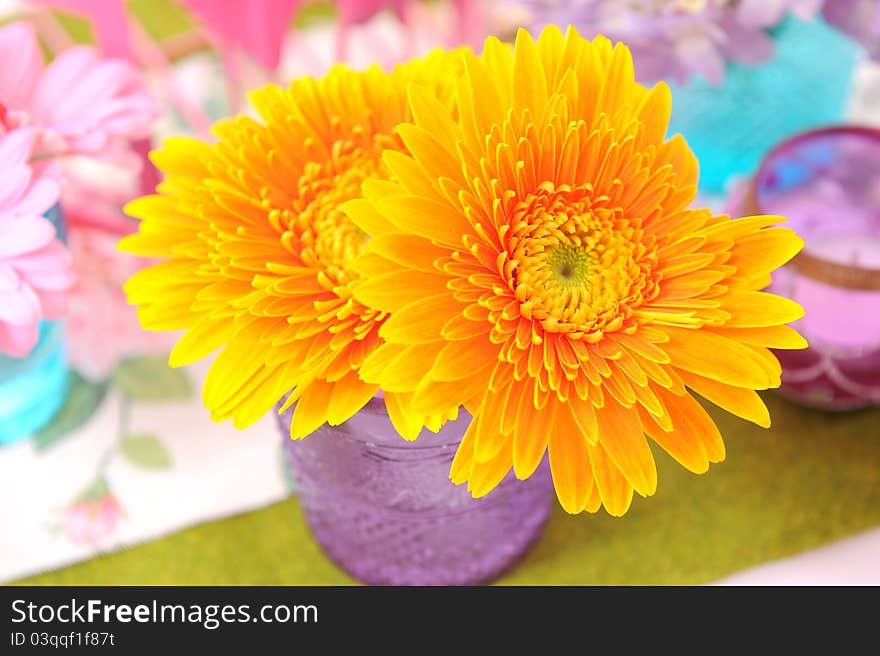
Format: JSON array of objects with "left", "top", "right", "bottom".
[{"left": 277, "top": 397, "right": 555, "bottom": 585}]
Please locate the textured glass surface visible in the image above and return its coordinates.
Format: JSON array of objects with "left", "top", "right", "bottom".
[
  {"left": 278, "top": 398, "right": 555, "bottom": 585},
  {"left": 669, "top": 17, "right": 859, "bottom": 194},
  {"left": 0, "top": 204, "right": 70, "bottom": 444},
  {"left": 757, "top": 129, "right": 880, "bottom": 410}
]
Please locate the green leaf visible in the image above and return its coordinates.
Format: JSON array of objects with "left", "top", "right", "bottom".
[
  {"left": 113, "top": 355, "right": 193, "bottom": 402},
  {"left": 34, "top": 372, "right": 109, "bottom": 451},
  {"left": 120, "top": 434, "right": 173, "bottom": 470}
]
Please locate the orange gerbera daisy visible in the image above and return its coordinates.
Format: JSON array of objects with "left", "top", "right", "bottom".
[
  {"left": 120, "top": 51, "right": 462, "bottom": 438},
  {"left": 348, "top": 27, "right": 807, "bottom": 515}
]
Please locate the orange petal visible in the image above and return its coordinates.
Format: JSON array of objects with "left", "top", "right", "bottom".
[
  {"left": 586, "top": 441, "right": 634, "bottom": 517},
  {"left": 512, "top": 389, "right": 552, "bottom": 479},
  {"left": 727, "top": 227, "right": 804, "bottom": 279},
  {"left": 473, "top": 387, "right": 512, "bottom": 463},
  {"left": 650, "top": 387, "right": 725, "bottom": 468},
  {"left": 289, "top": 379, "right": 333, "bottom": 439},
  {"left": 548, "top": 404, "right": 594, "bottom": 514},
  {"left": 468, "top": 430, "right": 513, "bottom": 498},
  {"left": 450, "top": 416, "right": 477, "bottom": 485},
  {"left": 384, "top": 392, "right": 426, "bottom": 441},
  {"left": 595, "top": 396, "right": 657, "bottom": 497},
  {"left": 661, "top": 327, "right": 777, "bottom": 389},
  {"left": 325, "top": 372, "right": 379, "bottom": 426},
  {"left": 678, "top": 370, "right": 771, "bottom": 428}
]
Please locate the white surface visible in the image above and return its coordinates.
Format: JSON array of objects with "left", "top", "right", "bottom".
[
  {"left": 714, "top": 527, "right": 880, "bottom": 585},
  {"left": 0, "top": 361, "right": 286, "bottom": 584}
]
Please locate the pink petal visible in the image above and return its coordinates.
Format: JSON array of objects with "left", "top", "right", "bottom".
[
  {"left": 0, "top": 319, "right": 40, "bottom": 357},
  {"left": 7, "top": 240, "right": 74, "bottom": 292},
  {"left": 31, "top": 0, "right": 135, "bottom": 60},
  {"left": 0, "top": 129, "right": 35, "bottom": 166},
  {"left": 0, "top": 283, "right": 41, "bottom": 325},
  {"left": 30, "top": 48, "right": 103, "bottom": 125},
  {"left": 0, "top": 217, "right": 56, "bottom": 257},
  {"left": 0, "top": 165, "right": 32, "bottom": 212},
  {"left": 736, "top": 0, "right": 788, "bottom": 29},
  {"left": 30, "top": 49, "right": 155, "bottom": 152},
  {"left": 37, "top": 291, "right": 69, "bottom": 318},
  {"left": 675, "top": 36, "right": 727, "bottom": 85},
  {"left": 182, "top": 0, "right": 302, "bottom": 71},
  {"left": 0, "top": 22, "right": 43, "bottom": 110},
  {"left": 14, "top": 177, "right": 61, "bottom": 218}
]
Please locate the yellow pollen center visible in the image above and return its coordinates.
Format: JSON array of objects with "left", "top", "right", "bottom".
[
  {"left": 279, "top": 133, "right": 398, "bottom": 288},
  {"left": 504, "top": 184, "right": 656, "bottom": 335},
  {"left": 547, "top": 244, "right": 594, "bottom": 287}
]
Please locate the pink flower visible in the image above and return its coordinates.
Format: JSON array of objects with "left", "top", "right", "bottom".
[
  {"left": 336, "top": 0, "right": 409, "bottom": 24},
  {"left": 180, "top": 0, "right": 303, "bottom": 71},
  {"left": 823, "top": 0, "right": 880, "bottom": 61},
  {"left": 63, "top": 180, "right": 172, "bottom": 380},
  {"left": 517, "top": 0, "right": 820, "bottom": 85},
  {"left": 63, "top": 494, "right": 123, "bottom": 545},
  {"left": 0, "top": 21, "right": 156, "bottom": 163},
  {"left": 279, "top": 0, "right": 475, "bottom": 77},
  {"left": 0, "top": 129, "right": 71, "bottom": 357}
]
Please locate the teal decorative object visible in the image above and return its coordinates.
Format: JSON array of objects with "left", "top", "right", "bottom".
[
  {"left": 0, "top": 204, "right": 71, "bottom": 445},
  {"left": 668, "top": 17, "right": 861, "bottom": 194}
]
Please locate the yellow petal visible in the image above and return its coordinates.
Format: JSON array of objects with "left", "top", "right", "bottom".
[
  {"left": 512, "top": 28, "right": 548, "bottom": 111},
  {"left": 708, "top": 325, "right": 808, "bottom": 350},
  {"left": 379, "top": 293, "right": 462, "bottom": 344},
  {"left": 635, "top": 81, "right": 671, "bottom": 147},
  {"left": 169, "top": 317, "right": 234, "bottom": 367},
  {"left": 368, "top": 233, "right": 445, "bottom": 273},
  {"left": 719, "top": 290, "right": 805, "bottom": 328},
  {"left": 472, "top": 387, "right": 511, "bottom": 463},
  {"left": 343, "top": 198, "right": 398, "bottom": 236},
  {"left": 408, "top": 84, "right": 462, "bottom": 157},
  {"left": 355, "top": 270, "right": 448, "bottom": 313}
]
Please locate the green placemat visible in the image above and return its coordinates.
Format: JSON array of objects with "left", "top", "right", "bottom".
[{"left": 14, "top": 394, "right": 880, "bottom": 585}]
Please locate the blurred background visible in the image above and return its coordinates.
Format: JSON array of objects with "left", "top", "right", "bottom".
[{"left": 0, "top": 0, "right": 878, "bottom": 585}]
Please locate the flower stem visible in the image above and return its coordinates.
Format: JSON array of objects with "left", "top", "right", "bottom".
[{"left": 95, "top": 393, "right": 131, "bottom": 476}]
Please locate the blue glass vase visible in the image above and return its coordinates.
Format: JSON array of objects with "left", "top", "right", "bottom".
[
  {"left": 667, "top": 16, "right": 861, "bottom": 194},
  {"left": 0, "top": 203, "right": 71, "bottom": 445}
]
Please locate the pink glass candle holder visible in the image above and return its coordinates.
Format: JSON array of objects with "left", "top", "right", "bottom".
[{"left": 742, "top": 126, "right": 880, "bottom": 410}]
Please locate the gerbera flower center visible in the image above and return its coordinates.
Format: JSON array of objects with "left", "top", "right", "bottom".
[
  {"left": 285, "top": 133, "right": 398, "bottom": 288},
  {"left": 547, "top": 244, "right": 593, "bottom": 286},
  {"left": 504, "top": 183, "right": 656, "bottom": 335}
]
